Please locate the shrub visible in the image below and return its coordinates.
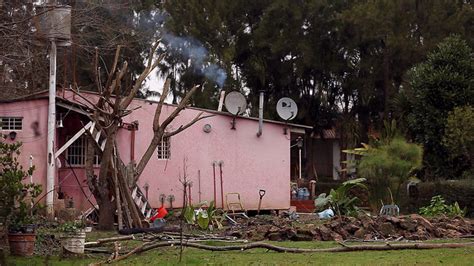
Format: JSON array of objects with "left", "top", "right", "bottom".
[
  {"left": 419, "top": 195, "right": 466, "bottom": 217},
  {"left": 443, "top": 105, "right": 474, "bottom": 176},
  {"left": 314, "top": 178, "right": 367, "bottom": 216},
  {"left": 357, "top": 137, "right": 423, "bottom": 209},
  {"left": 0, "top": 140, "right": 42, "bottom": 232}
]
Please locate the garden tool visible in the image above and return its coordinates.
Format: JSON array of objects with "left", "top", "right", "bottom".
[
  {"left": 167, "top": 194, "right": 175, "bottom": 210},
  {"left": 212, "top": 161, "right": 217, "bottom": 204},
  {"left": 159, "top": 194, "right": 166, "bottom": 207},
  {"left": 219, "top": 160, "right": 224, "bottom": 209},
  {"left": 257, "top": 189, "right": 266, "bottom": 214}
]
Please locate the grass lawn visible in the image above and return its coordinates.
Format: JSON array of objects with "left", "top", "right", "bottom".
[{"left": 5, "top": 232, "right": 474, "bottom": 265}]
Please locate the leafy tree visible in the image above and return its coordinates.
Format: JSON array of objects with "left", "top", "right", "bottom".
[
  {"left": 405, "top": 36, "right": 473, "bottom": 179},
  {"left": 443, "top": 106, "right": 474, "bottom": 178}
]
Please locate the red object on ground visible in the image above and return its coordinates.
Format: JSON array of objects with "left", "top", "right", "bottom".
[{"left": 150, "top": 207, "right": 168, "bottom": 222}]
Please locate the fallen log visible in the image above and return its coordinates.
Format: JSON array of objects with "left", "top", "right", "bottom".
[
  {"left": 98, "top": 240, "right": 474, "bottom": 264},
  {"left": 85, "top": 235, "right": 135, "bottom": 247}
]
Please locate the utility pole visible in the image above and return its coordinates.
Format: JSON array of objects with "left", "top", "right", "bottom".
[
  {"left": 46, "top": 40, "right": 57, "bottom": 217},
  {"left": 39, "top": 1, "right": 71, "bottom": 218}
]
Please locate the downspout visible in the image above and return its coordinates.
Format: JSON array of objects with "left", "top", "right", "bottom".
[
  {"left": 130, "top": 129, "right": 135, "bottom": 161},
  {"left": 257, "top": 91, "right": 264, "bottom": 137}
]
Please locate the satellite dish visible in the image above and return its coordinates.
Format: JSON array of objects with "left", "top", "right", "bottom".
[
  {"left": 224, "top": 91, "right": 247, "bottom": 115},
  {"left": 276, "top": 97, "right": 298, "bottom": 121}
]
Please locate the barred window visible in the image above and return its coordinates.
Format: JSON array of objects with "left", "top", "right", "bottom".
[
  {"left": 66, "top": 136, "right": 100, "bottom": 166},
  {"left": 157, "top": 136, "right": 170, "bottom": 160},
  {"left": 0, "top": 117, "right": 22, "bottom": 130}
]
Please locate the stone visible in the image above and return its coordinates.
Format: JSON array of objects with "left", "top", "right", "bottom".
[
  {"left": 379, "top": 222, "right": 396, "bottom": 237},
  {"left": 410, "top": 214, "right": 434, "bottom": 232},
  {"left": 400, "top": 217, "right": 417, "bottom": 232},
  {"left": 331, "top": 232, "right": 344, "bottom": 242},
  {"left": 360, "top": 215, "right": 374, "bottom": 229},
  {"left": 283, "top": 228, "right": 297, "bottom": 240},
  {"left": 267, "top": 226, "right": 280, "bottom": 234},
  {"left": 228, "top": 231, "right": 242, "bottom": 238},
  {"left": 319, "top": 226, "right": 333, "bottom": 241},
  {"left": 354, "top": 228, "right": 366, "bottom": 239},
  {"left": 267, "top": 233, "right": 282, "bottom": 241},
  {"left": 363, "top": 233, "right": 373, "bottom": 241},
  {"left": 385, "top": 216, "right": 401, "bottom": 224},
  {"left": 344, "top": 223, "right": 360, "bottom": 234},
  {"left": 294, "top": 234, "right": 313, "bottom": 241},
  {"left": 296, "top": 229, "right": 315, "bottom": 236}
]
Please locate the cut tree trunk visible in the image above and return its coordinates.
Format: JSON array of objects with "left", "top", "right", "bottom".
[{"left": 97, "top": 195, "right": 115, "bottom": 230}]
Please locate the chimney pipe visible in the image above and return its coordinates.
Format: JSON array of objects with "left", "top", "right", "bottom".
[
  {"left": 257, "top": 91, "right": 264, "bottom": 137},
  {"left": 217, "top": 90, "right": 225, "bottom": 111}
]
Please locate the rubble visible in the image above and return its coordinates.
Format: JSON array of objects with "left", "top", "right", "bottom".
[{"left": 225, "top": 215, "right": 474, "bottom": 242}]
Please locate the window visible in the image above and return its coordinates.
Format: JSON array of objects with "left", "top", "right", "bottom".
[
  {"left": 157, "top": 136, "right": 170, "bottom": 159},
  {"left": 66, "top": 135, "right": 100, "bottom": 166},
  {"left": 0, "top": 117, "right": 22, "bottom": 130}
]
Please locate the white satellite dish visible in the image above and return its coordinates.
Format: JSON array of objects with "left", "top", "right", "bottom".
[
  {"left": 224, "top": 91, "right": 247, "bottom": 115},
  {"left": 276, "top": 97, "right": 298, "bottom": 121}
]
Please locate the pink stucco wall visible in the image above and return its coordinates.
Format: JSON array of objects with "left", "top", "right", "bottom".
[
  {"left": 2, "top": 90, "right": 293, "bottom": 212},
  {"left": 0, "top": 99, "right": 50, "bottom": 202},
  {"left": 124, "top": 101, "right": 291, "bottom": 211}
]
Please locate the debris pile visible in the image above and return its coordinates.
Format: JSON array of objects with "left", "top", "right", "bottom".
[{"left": 226, "top": 214, "right": 473, "bottom": 242}]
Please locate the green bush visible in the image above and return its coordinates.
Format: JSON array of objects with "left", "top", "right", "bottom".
[
  {"left": 419, "top": 195, "right": 466, "bottom": 217},
  {"left": 0, "top": 140, "right": 42, "bottom": 232},
  {"left": 399, "top": 179, "right": 474, "bottom": 217},
  {"left": 357, "top": 137, "right": 423, "bottom": 209},
  {"left": 314, "top": 178, "right": 367, "bottom": 216},
  {"left": 443, "top": 105, "right": 474, "bottom": 176}
]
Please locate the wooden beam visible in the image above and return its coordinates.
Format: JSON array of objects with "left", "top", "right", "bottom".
[{"left": 55, "top": 121, "right": 93, "bottom": 159}]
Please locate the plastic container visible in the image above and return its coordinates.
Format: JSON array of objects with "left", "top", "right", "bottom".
[{"left": 297, "top": 188, "right": 310, "bottom": 200}]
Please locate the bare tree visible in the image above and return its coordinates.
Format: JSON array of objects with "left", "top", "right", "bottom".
[{"left": 80, "top": 43, "right": 211, "bottom": 229}]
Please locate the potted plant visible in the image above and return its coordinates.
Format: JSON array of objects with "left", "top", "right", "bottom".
[
  {"left": 58, "top": 220, "right": 87, "bottom": 254},
  {"left": 0, "top": 140, "right": 42, "bottom": 256}
]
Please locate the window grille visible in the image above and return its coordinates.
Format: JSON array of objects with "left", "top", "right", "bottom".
[
  {"left": 66, "top": 135, "right": 100, "bottom": 166},
  {"left": 157, "top": 136, "right": 170, "bottom": 159},
  {"left": 0, "top": 117, "right": 23, "bottom": 130}
]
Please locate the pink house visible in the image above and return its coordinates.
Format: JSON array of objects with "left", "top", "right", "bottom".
[{"left": 0, "top": 89, "right": 310, "bottom": 214}]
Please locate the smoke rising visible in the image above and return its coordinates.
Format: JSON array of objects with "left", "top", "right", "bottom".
[{"left": 162, "top": 33, "right": 227, "bottom": 88}]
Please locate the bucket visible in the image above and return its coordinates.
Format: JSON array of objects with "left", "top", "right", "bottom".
[
  {"left": 8, "top": 233, "right": 36, "bottom": 256},
  {"left": 60, "top": 231, "right": 86, "bottom": 254}
]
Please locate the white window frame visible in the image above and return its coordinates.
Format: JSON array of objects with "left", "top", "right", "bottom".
[
  {"left": 0, "top": 117, "right": 23, "bottom": 131},
  {"left": 157, "top": 136, "right": 171, "bottom": 160},
  {"left": 65, "top": 135, "right": 100, "bottom": 167}
]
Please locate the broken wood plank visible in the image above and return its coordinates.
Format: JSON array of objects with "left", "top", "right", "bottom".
[{"left": 85, "top": 235, "right": 135, "bottom": 247}]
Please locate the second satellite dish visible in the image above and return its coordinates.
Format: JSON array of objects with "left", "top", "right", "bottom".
[
  {"left": 276, "top": 97, "right": 298, "bottom": 121},
  {"left": 224, "top": 91, "right": 247, "bottom": 115}
]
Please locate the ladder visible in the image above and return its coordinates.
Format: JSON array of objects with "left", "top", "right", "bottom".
[{"left": 131, "top": 185, "right": 156, "bottom": 220}]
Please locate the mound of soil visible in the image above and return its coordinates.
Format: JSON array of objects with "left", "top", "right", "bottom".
[{"left": 225, "top": 214, "right": 473, "bottom": 242}]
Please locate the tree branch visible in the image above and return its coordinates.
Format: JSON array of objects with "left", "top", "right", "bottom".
[
  {"left": 120, "top": 42, "right": 164, "bottom": 109},
  {"left": 160, "top": 85, "right": 200, "bottom": 130},
  {"left": 135, "top": 84, "right": 200, "bottom": 178},
  {"left": 104, "top": 45, "right": 122, "bottom": 91},
  {"left": 164, "top": 113, "right": 214, "bottom": 138},
  {"left": 153, "top": 78, "right": 171, "bottom": 131},
  {"left": 100, "top": 241, "right": 474, "bottom": 264}
]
